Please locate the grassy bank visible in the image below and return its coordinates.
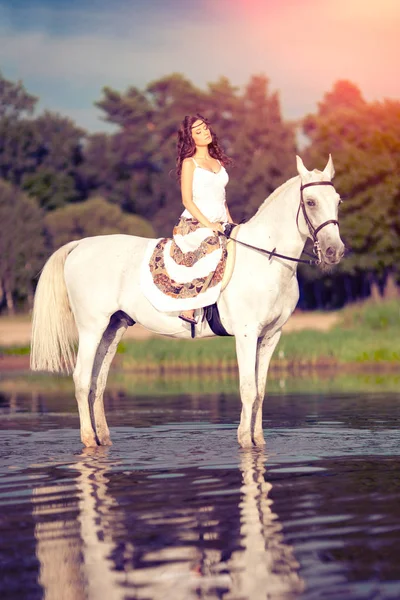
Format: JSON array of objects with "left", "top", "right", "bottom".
[
  {"left": 1, "top": 300, "right": 399, "bottom": 372},
  {"left": 115, "top": 300, "right": 400, "bottom": 372}
]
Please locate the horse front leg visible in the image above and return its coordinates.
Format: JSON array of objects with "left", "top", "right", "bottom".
[
  {"left": 235, "top": 333, "right": 259, "bottom": 448},
  {"left": 253, "top": 331, "right": 282, "bottom": 447}
]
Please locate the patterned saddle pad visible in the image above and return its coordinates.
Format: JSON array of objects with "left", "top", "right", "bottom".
[{"left": 143, "top": 221, "right": 239, "bottom": 314}]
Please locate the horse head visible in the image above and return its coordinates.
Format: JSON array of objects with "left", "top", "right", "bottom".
[{"left": 296, "top": 155, "right": 345, "bottom": 266}]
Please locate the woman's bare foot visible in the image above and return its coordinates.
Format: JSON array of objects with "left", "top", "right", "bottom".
[{"left": 179, "top": 311, "right": 197, "bottom": 325}]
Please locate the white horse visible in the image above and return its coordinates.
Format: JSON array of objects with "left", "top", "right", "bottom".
[{"left": 31, "top": 156, "right": 344, "bottom": 448}]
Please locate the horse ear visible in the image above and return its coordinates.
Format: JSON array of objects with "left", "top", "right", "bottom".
[
  {"left": 322, "top": 154, "right": 335, "bottom": 179},
  {"left": 296, "top": 155, "right": 309, "bottom": 179}
]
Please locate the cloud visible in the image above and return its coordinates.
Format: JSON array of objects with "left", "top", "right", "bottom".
[
  {"left": 2, "top": 32, "right": 149, "bottom": 86},
  {"left": 1, "top": 0, "right": 400, "bottom": 133}
]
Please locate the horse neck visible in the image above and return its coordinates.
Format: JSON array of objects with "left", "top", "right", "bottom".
[{"left": 242, "top": 176, "right": 306, "bottom": 259}]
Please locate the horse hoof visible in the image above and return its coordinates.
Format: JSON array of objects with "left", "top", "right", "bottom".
[
  {"left": 253, "top": 435, "right": 266, "bottom": 447},
  {"left": 98, "top": 437, "right": 113, "bottom": 447},
  {"left": 96, "top": 428, "right": 113, "bottom": 446},
  {"left": 81, "top": 436, "right": 99, "bottom": 448},
  {"left": 237, "top": 431, "right": 253, "bottom": 449}
]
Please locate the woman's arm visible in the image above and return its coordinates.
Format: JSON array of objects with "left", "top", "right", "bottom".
[
  {"left": 181, "top": 159, "right": 223, "bottom": 232},
  {"left": 224, "top": 201, "right": 234, "bottom": 224}
]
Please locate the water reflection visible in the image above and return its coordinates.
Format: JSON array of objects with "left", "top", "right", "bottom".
[
  {"left": 2, "top": 381, "right": 400, "bottom": 599},
  {"left": 33, "top": 449, "right": 121, "bottom": 600},
  {"left": 31, "top": 448, "right": 303, "bottom": 599},
  {"left": 228, "top": 451, "right": 304, "bottom": 598},
  {"left": 1, "top": 369, "right": 400, "bottom": 401}
]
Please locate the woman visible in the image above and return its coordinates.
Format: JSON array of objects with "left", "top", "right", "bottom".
[{"left": 142, "top": 114, "right": 234, "bottom": 326}]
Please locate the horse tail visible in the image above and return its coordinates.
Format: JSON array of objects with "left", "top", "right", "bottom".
[{"left": 30, "top": 240, "right": 81, "bottom": 374}]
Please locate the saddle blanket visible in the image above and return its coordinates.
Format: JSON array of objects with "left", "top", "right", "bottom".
[{"left": 140, "top": 218, "right": 238, "bottom": 313}]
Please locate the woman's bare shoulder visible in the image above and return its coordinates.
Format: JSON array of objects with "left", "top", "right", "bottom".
[
  {"left": 181, "top": 157, "right": 195, "bottom": 173},
  {"left": 182, "top": 157, "right": 195, "bottom": 166}
]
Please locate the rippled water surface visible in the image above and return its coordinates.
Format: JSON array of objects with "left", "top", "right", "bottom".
[{"left": 1, "top": 375, "right": 400, "bottom": 599}]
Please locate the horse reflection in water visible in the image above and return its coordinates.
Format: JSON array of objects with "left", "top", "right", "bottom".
[
  {"left": 228, "top": 451, "right": 304, "bottom": 598},
  {"left": 32, "top": 450, "right": 303, "bottom": 599},
  {"left": 32, "top": 449, "right": 121, "bottom": 600}
]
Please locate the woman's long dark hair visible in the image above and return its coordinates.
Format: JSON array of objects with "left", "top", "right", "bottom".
[{"left": 175, "top": 114, "right": 232, "bottom": 180}]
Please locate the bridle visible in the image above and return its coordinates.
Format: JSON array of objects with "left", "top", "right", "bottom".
[
  {"left": 297, "top": 181, "right": 340, "bottom": 264},
  {"left": 225, "top": 180, "right": 340, "bottom": 266}
]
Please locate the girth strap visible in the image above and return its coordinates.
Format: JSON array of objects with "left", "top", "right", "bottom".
[{"left": 204, "top": 303, "right": 232, "bottom": 337}]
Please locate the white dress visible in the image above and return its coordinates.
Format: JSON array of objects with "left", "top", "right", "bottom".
[{"left": 140, "top": 158, "right": 229, "bottom": 312}]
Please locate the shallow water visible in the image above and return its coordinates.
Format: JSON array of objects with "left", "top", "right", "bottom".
[{"left": 0, "top": 376, "right": 400, "bottom": 599}]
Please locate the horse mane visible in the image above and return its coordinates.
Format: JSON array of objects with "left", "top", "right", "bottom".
[{"left": 247, "top": 175, "right": 300, "bottom": 224}]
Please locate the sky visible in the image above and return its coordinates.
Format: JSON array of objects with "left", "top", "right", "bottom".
[{"left": 1, "top": 0, "right": 400, "bottom": 133}]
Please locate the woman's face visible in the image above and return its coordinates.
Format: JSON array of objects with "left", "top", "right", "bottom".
[{"left": 191, "top": 119, "right": 212, "bottom": 147}]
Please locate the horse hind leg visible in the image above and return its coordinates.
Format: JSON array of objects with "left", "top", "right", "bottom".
[
  {"left": 89, "top": 311, "right": 134, "bottom": 446},
  {"left": 73, "top": 330, "right": 105, "bottom": 448},
  {"left": 73, "top": 311, "right": 133, "bottom": 447}
]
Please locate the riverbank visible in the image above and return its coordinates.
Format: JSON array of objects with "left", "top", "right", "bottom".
[
  {"left": 1, "top": 301, "right": 399, "bottom": 373},
  {"left": 0, "top": 310, "right": 339, "bottom": 346}
]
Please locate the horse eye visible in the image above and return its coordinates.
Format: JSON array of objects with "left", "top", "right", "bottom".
[{"left": 307, "top": 200, "right": 316, "bottom": 207}]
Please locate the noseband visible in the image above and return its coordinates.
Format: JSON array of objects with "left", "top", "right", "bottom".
[{"left": 298, "top": 181, "right": 339, "bottom": 263}]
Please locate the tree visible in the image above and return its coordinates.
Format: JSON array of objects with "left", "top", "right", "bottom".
[
  {"left": 0, "top": 178, "right": 45, "bottom": 313},
  {"left": 227, "top": 75, "right": 296, "bottom": 221},
  {"left": 90, "top": 74, "right": 207, "bottom": 233},
  {"left": 0, "top": 72, "right": 40, "bottom": 185},
  {"left": 21, "top": 111, "right": 85, "bottom": 209},
  {"left": 45, "top": 196, "right": 156, "bottom": 249},
  {"left": 302, "top": 80, "right": 400, "bottom": 301},
  {"left": 92, "top": 73, "right": 295, "bottom": 233},
  {"left": 0, "top": 73, "right": 85, "bottom": 209},
  {"left": 0, "top": 71, "right": 37, "bottom": 119}
]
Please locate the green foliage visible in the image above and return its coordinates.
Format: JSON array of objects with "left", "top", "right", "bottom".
[
  {"left": 0, "top": 178, "right": 45, "bottom": 312},
  {"left": 92, "top": 73, "right": 295, "bottom": 233},
  {"left": 0, "top": 118, "right": 39, "bottom": 184},
  {"left": 227, "top": 75, "right": 296, "bottom": 222},
  {"left": 277, "top": 327, "right": 400, "bottom": 364},
  {"left": 338, "top": 299, "right": 400, "bottom": 330},
  {"left": 110, "top": 301, "right": 400, "bottom": 371},
  {"left": 2, "top": 345, "right": 30, "bottom": 355},
  {"left": 22, "top": 168, "right": 80, "bottom": 210},
  {"left": 0, "top": 73, "right": 85, "bottom": 209},
  {"left": 278, "top": 300, "right": 400, "bottom": 363},
  {"left": 19, "top": 111, "right": 85, "bottom": 209},
  {"left": 0, "top": 71, "right": 37, "bottom": 119},
  {"left": 1, "top": 70, "right": 399, "bottom": 309},
  {"left": 117, "top": 337, "right": 237, "bottom": 373},
  {"left": 45, "top": 196, "right": 155, "bottom": 248},
  {"left": 302, "top": 80, "right": 400, "bottom": 281},
  {"left": 114, "top": 300, "right": 400, "bottom": 369}
]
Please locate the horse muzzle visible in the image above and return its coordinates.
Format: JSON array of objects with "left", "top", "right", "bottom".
[{"left": 322, "top": 242, "right": 345, "bottom": 265}]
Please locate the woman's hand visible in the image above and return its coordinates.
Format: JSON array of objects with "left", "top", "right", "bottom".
[{"left": 209, "top": 222, "right": 224, "bottom": 234}]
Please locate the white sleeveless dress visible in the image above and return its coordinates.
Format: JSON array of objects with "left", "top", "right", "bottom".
[{"left": 140, "top": 158, "right": 229, "bottom": 312}]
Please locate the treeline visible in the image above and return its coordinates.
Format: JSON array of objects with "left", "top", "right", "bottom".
[{"left": 0, "top": 72, "right": 399, "bottom": 312}]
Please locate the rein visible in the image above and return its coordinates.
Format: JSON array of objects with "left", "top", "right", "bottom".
[
  {"left": 226, "top": 235, "right": 319, "bottom": 265},
  {"left": 225, "top": 181, "right": 339, "bottom": 266}
]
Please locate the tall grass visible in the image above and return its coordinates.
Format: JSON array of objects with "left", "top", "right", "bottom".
[
  {"left": 116, "top": 300, "right": 400, "bottom": 370},
  {"left": 2, "top": 300, "right": 399, "bottom": 370}
]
